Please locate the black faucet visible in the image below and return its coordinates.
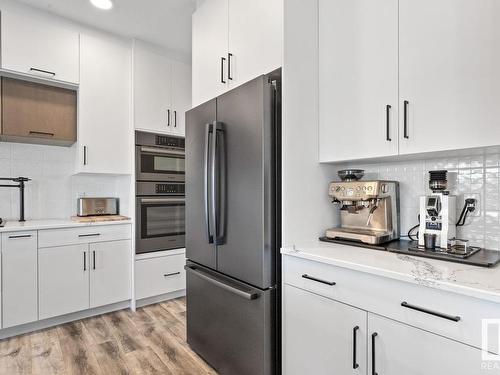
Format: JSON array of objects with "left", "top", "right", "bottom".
[{"left": 0, "top": 177, "right": 31, "bottom": 222}]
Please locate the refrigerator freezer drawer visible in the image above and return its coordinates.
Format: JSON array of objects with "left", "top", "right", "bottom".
[{"left": 186, "top": 262, "right": 275, "bottom": 375}]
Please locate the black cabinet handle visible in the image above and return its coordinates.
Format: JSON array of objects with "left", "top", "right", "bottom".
[
  {"left": 83, "top": 251, "right": 87, "bottom": 271},
  {"left": 83, "top": 146, "right": 88, "bottom": 166},
  {"left": 401, "top": 301, "right": 461, "bottom": 322},
  {"left": 30, "top": 67, "right": 56, "bottom": 76},
  {"left": 228, "top": 53, "right": 233, "bottom": 80},
  {"left": 403, "top": 100, "right": 409, "bottom": 139},
  {"left": 221, "top": 57, "right": 226, "bottom": 83},
  {"left": 93, "top": 250, "right": 96, "bottom": 270},
  {"left": 8, "top": 234, "right": 32, "bottom": 239},
  {"left": 301, "top": 274, "right": 336, "bottom": 286},
  {"left": 372, "top": 332, "right": 378, "bottom": 375},
  {"left": 386, "top": 105, "right": 391, "bottom": 141},
  {"left": 78, "top": 233, "right": 100, "bottom": 238},
  {"left": 174, "top": 110, "right": 177, "bottom": 127},
  {"left": 167, "top": 109, "right": 171, "bottom": 127},
  {"left": 353, "top": 326, "right": 359, "bottom": 369},
  {"left": 164, "top": 272, "right": 181, "bottom": 277}
]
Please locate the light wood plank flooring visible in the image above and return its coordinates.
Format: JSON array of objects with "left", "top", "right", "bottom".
[{"left": 0, "top": 297, "right": 218, "bottom": 375}]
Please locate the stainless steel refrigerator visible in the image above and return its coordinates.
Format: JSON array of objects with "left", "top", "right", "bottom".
[{"left": 185, "top": 69, "right": 281, "bottom": 375}]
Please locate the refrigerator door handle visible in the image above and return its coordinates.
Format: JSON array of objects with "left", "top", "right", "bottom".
[
  {"left": 215, "top": 122, "right": 226, "bottom": 243},
  {"left": 211, "top": 121, "right": 218, "bottom": 244},
  {"left": 185, "top": 265, "right": 260, "bottom": 300},
  {"left": 205, "top": 123, "right": 214, "bottom": 243}
]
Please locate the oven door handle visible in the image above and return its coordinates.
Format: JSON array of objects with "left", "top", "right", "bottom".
[
  {"left": 140, "top": 198, "right": 185, "bottom": 204},
  {"left": 140, "top": 146, "right": 185, "bottom": 156}
]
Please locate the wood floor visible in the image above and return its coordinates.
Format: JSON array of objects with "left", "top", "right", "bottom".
[{"left": 0, "top": 297, "right": 218, "bottom": 375}]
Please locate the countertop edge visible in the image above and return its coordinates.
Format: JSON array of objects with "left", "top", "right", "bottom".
[
  {"left": 0, "top": 219, "right": 132, "bottom": 233},
  {"left": 281, "top": 246, "right": 500, "bottom": 305}
]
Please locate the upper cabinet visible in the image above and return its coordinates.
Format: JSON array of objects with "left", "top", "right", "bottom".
[
  {"left": 319, "top": 0, "right": 398, "bottom": 162},
  {"left": 398, "top": 0, "right": 500, "bottom": 155},
  {"left": 1, "top": 10, "right": 79, "bottom": 85},
  {"left": 192, "top": 0, "right": 282, "bottom": 107},
  {"left": 133, "top": 42, "right": 191, "bottom": 136},
  {"left": 319, "top": 0, "right": 500, "bottom": 162},
  {"left": 76, "top": 34, "right": 132, "bottom": 174}
]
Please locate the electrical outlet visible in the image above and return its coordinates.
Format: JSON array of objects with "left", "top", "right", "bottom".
[{"left": 463, "top": 193, "right": 480, "bottom": 217}]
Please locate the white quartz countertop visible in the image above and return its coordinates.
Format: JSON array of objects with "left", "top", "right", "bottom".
[
  {"left": 282, "top": 241, "right": 500, "bottom": 304},
  {"left": 0, "top": 218, "right": 132, "bottom": 233}
]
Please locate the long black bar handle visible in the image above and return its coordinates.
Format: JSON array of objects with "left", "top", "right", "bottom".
[
  {"left": 30, "top": 67, "right": 56, "bottom": 76},
  {"left": 93, "top": 251, "right": 96, "bottom": 270},
  {"left": 167, "top": 109, "right": 171, "bottom": 127},
  {"left": 403, "top": 100, "right": 409, "bottom": 139},
  {"left": 221, "top": 57, "right": 226, "bottom": 84},
  {"left": 216, "top": 123, "right": 226, "bottom": 243},
  {"left": 372, "top": 332, "right": 378, "bottom": 375},
  {"left": 228, "top": 53, "right": 233, "bottom": 80},
  {"left": 83, "top": 252, "right": 87, "bottom": 271},
  {"left": 301, "top": 274, "right": 336, "bottom": 286},
  {"left": 83, "top": 146, "right": 88, "bottom": 166},
  {"left": 174, "top": 110, "right": 177, "bottom": 128},
  {"left": 386, "top": 105, "right": 391, "bottom": 141},
  {"left": 164, "top": 272, "right": 181, "bottom": 277},
  {"left": 401, "top": 301, "right": 461, "bottom": 322},
  {"left": 353, "top": 326, "right": 359, "bottom": 369},
  {"left": 204, "top": 123, "right": 214, "bottom": 243}
]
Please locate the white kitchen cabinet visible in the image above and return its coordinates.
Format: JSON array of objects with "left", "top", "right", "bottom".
[
  {"left": 77, "top": 33, "right": 132, "bottom": 174},
  {"left": 171, "top": 60, "right": 191, "bottom": 136},
  {"left": 192, "top": 0, "right": 282, "bottom": 107},
  {"left": 399, "top": 0, "right": 500, "bottom": 155},
  {"left": 227, "top": 0, "right": 282, "bottom": 90},
  {"left": 368, "top": 314, "right": 489, "bottom": 375},
  {"left": 39, "top": 245, "right": 89, "bottom": 320},
  {"left": 90, "top": 240, "right": 131, "bottom": 308},
  {"left": 319, "top": 0, "right": 399, "bottom": 162},
  {"left": 192, "top": 0, "right": 229, "bottom": 106},
  {"left": 1, "top": 232, "right": 38, "bottom": 328},
  {"left": 133, "top": 44, "right": 172, "bottom": 133},
  {"left": 283, "top": 285, "right": 367, "bottom": 375},
  {"left": 1, "top": 10, "right": 79, "bottom": 85}
]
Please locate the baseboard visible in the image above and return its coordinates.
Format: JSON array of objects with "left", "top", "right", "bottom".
[
  {"left": 135, "top": 289, "right": 186, "bottom": 308},
  {"left": 0, "top": 300, "right": 131, "bottom": 340}
]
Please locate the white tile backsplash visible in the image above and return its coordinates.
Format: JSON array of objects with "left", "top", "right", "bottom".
[
  {"left": 0, "top": 142, "right": 131, "bottom": 220},
  {"left": 340, "top": 151, "right": 500, "bottom": 250}
]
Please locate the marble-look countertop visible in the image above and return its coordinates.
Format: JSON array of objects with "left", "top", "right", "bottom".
[
  {"left": 0, "top": 218, "right": 132, "bottom": 233},
  {"left": 282, "top": 241, "right": 500, "bottom": 304}
]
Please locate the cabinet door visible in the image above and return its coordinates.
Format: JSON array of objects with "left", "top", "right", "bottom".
[
  {"left": 1, "top": 77, "right": 77, "bottom": 145},
  {"left": 192, "top": 0, "right": 228, "bottom": 107},
  {"left": 89, "top": 240, "right": 131, "bottom": 308},
  {"left": 1, "top": 10, "right": 79, "bottom": 84},
  {"left": 171, "top": 60, "right": 192, "bottom": 136},
  {"left": 39, "top": 245, "right": 90, "bottom": 319},
  {"left": 368, "top": 314, "right": 490, "bottom": 375},
  {"left": 319, "top": 0, "right": 398, "bottom": 162},
  {"left": 1, "top": 232, "right": 38, "bottom": 328},
  {"left": 227, "top": 0, "right": 282, "bottom": 88},
  {"left": 283, "top": 285, "right": 367, "bottom": 375},
  {"left": 133, "top": 43, "right": 173, "bottom": 133},
  {"left": 78, "top": 34, "right": 132, "bottom": 174},
  {"left": 399, "top": 0, "right": 500, "bottom": 155}
]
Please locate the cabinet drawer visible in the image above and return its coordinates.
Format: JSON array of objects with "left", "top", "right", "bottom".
[
  {"left": 38, "top": 224, "right": 131, "bottom": 248},
  {"left": 284, "top": 255, "right": 500, "bottom": 353},
  {"left": 135, "top": 254, "right": 186, "bottom": 300}
]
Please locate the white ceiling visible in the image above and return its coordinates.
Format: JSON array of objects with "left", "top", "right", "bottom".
[{"left": 16, "top": 0, "right": 196, "bottom": 60}]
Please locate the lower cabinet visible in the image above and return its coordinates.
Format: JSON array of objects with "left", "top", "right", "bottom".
[
  {"left": 283, "top": 285, "right": 367, "bottom": 375},
  {"left": 1, "top": 232, "right": 38, "bottom": 328},
  {"left": 368, "top": 314, "right": 488, "bottom": 375},
  {"left": 283, "top": 284, "right": 489, "bottom": 375},
  {"left": 39, "top": 240, "right": 131, "bottom": 320}
]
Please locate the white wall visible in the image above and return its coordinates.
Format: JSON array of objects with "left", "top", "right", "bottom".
[
  {"left": 0, "top": 142, "right": 132, "bottom": 221},
  {"left": 282, "top": 0, "right": 338, "bottom": 247}
]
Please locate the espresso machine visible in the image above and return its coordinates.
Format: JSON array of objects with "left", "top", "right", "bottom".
[
  {"left": 418, "top": 170, "right": 456, "bottom": 250},
  {"left": 325, "top": 170, "right": 400, "bottom": 245}
]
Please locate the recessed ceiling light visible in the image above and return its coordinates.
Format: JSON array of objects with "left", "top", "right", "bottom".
[{"left": 90, "top": 0, "right": 113, "bottom": 10}]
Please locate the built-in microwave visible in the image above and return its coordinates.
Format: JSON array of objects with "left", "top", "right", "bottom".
[{"left": 136, "top": 131, "right": 185, "bottom": 182}]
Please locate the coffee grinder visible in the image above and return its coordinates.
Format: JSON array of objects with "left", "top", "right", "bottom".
[{"left": 418, "top": 170, "right": 456, "bottom": 250}]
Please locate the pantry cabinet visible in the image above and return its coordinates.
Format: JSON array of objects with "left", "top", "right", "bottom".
[
  {"left": 77, "top": 33, "right": 132, "bottom": 174},
  {"left": 283, "top": 285, "right": 367, "bottom": 375},
  {"left": 133, "top": 43, "right": 191, "bottom": 136},
  {"left": 192, "top": 0, "right": 282, "bottom": 106},
  {"left": 319, "top": 0, "right": 399, "bottom": 162},
  {"left": 1, "top": 232, "right": 38, "bottom": 328},
  {"left": 398, "top": 0, "right": 500, "bottom": 155},
  {"left": 1, "top": 10, "right": 79, "bottom": 85},
  {"left": 319, "top": 0, "right": 500, "bottom": 162},
  {"left": 368, "top": 314, "right": 487, "bottom": 375}
]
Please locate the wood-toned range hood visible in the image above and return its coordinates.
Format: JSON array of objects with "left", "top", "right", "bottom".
[{"left": 0, "top": 77, "right": 77, "bottom": 147}]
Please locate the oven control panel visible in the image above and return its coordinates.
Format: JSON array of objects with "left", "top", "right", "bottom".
[
  {"left": 156, "top": 183, "right": 185, "bottom": 194},
  {"left": 156, "top": 135, "right": 185, "bottom": 149}
]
